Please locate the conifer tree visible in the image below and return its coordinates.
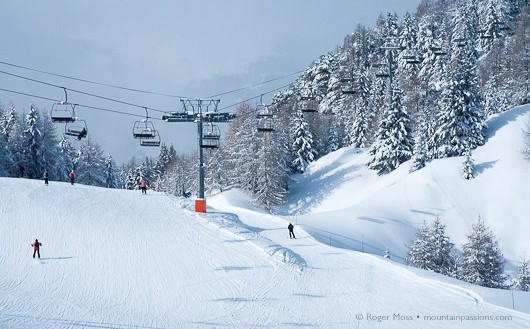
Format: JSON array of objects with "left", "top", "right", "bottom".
[
  {"left": 513, "top": 258, "right": 530, "bottom": 292},
  {"left": 291, "top": 109, "right": 318, "bottom": 173},
  {"left": 462, "top": 217, "right": 506, "bottom": 288},
  {"left": 254, "top": 132, "right": 288, "bottom": 211},
  {"left": 432, "top": 8, "right": 485, "bottom": 158},
  {"left": 56, "top": 135, "right": 76, "bottom": 182},
  {"left": 407, "top": 218, "right": 455, "bottom": 275},
  {"left": 462, "top": 147, "right": 475, "bottom": 179},
  {"left": 104, "top": 154, "right": 119, "bottom": 188},
  {"left": 410, "top": 129, "right": 429, "bottom": 173},
  {"left": 368, "top": 87, "right": 413, "bottom": 175},
  {"left": 75, "top": 139, "right": 107, "bottom": 186}
]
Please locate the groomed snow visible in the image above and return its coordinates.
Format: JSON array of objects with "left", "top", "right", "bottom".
[
  {"left": 0, "top": 105, "right": 529, "bottom": 328},
  {"left": 281, "top": 105, "right": 530, "bottom": 266}
]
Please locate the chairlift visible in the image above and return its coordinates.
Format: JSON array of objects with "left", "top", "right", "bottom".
[
  {"left": 64, "top": 119, "right": 88, "bottom": 141},
  {"left": 257, "top": 108, "right": 274, "bottom": 132},
  {"left": 339, "top": 73, "right": 356, "bottom": 95},
  {"left": 430, "top": 45, "right": 447, "bottom": 56},
  {"left": 300, "top": 94, "right": 318, "bottom": 113},
  {"left": 51, "top": 88, "right": 76, "bottom": 123},
  {"left": 139, "top": 130, "right": 161, "bottom": 147},
  {"left": 133, "top": 108, "right": 157, "bottom": 139},
  {"left": 201, "top": 123, "right": 220, "bottom": 149}
]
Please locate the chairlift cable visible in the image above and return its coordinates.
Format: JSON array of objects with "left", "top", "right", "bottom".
[
  {"left": 0, "top": 87, "right": 158, "bottom": 120},
  {"left": 207, "top": 70, "right": 305, "bottom": 98},
  {"left": 0, "top": 70, "right": 165, "bottom": 114},
  {"left": 0, "top": 60, "right": 192, "bottom": 99},
  {"left": 0, "top": 59, "right": 303, "bottom": 103}
]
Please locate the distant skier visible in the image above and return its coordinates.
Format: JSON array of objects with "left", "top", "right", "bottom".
[
  {"left": 31, "top": 239, "right": 42, "bottom": 258},
  {"left": 69, "top": 170, "right": 75, "bottom": 185},
  {"left": 43, "top": 170, "right": 49, "bottom": 186},
  {"left": 288, "top": 222, "right": 296, "bottom": 239},
  {"left": 140, "top": 180, "right": 147, "bottom": 194}
]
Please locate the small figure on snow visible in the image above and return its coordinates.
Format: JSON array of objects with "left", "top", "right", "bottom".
[
  {"left": 288, "top": 222, "right": 296, "bottom": 239},
  {"left": 43, "top": 170, "right": 49, "bottom": 186},
  {"left": 32, "top": 239, "right": 42, "bottom": 258},
  {"left": 69, "top": 170, "right": 75, "bottom": 185},
  {"left": 140, "top": 180, "right": 147, "bottom": 194}
]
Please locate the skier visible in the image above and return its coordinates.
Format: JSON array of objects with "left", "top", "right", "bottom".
[
  {"left": 43, "top": 170, "right": 49, "bottom": 186},
  {"left": 140, "top": 180, "right": 147, "bottom": 194},
  {"left": 288, "top": 222, "right": 296, "bottom": 239},
  {"left": 78, "top": 128, "right": 87, "bottom": 140},
  {"left": 69, "top": 170, "right": 75, "bottom": 185},
  {"left": 31, "top": 239, "right": 42, "bottom": 258}
]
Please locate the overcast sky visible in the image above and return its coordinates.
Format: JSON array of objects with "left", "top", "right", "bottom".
[{"left": 0, "top": 0, "right": 421, "bottom": 164}]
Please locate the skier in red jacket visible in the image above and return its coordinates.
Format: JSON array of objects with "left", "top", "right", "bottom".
[
  {"left": 69, "top": 170, "right": 75, "bottom": 185},
  {"left": 140, "top": 180, "right": 147, "bottom": 194},
  {"left": 32, "top": 239, "right": 42, "bottom": 258}
]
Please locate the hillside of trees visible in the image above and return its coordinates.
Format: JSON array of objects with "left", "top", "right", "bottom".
[{"left": 1, "top": 0, "right": 529, "bottom": 210}]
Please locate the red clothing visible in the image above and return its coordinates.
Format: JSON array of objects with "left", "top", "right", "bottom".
[
  {"left": 140, "top": 181, "right": 146, "bottom": 188},
  {"left": 32, "top": 242, "right": 41, "bottom": 250},
  {"left": 69, "top": 172, "right": 75, "bottom": 179}
]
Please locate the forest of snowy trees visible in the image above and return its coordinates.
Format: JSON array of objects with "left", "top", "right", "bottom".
[{"left": 1, "top": 0, "right": 529, "bottom": 209}]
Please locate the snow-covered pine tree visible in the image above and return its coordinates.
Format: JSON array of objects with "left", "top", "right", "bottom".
[
  {"left": 407, "top": 217, "right": 455, "bottom": 275},
  {"left": 462, "top": 147, "right": 475, "bottom": 179},
  {"left": 431, "top": 6, "right": 486, "bottom": 158},
  {"left": 291, "top": 109, "right": 318, "bottom": 173},
  {"left": 429, "top": 217, "right": 456, "bottom": 275},
  {"left": 461, "top": 216, "right": 506, "bottom": 288},
  {"left": 407, "top": 221, "right": 432, "bottom": 269},
  {"left": 0, "top": 103, "right": 8, "bottom": 176},
  {"left": 104, "top": 154, "right": 119, "bottom": 188},
  {"left": 513, "top": 258, "right": 530, "bottom": 292},
  {"left": 410, "top": 128, "right": 429, "bottom": 173},
  {"left": 56, "top": 135, "right": 76, "bottom": 182},
  {"left": 326, "top": 118, "right": 339, "bottom": 153},
  {"left": 205, "top": 148, "right": 225, "bottom": 195},
  {"left": 222, "top": 102, "right": 258, "bottom": 191},
  {"left": 75, "top": 139, "right": 107, "bottom": 186},
  {"left": 349, "top": 69, "right": 371, "bottom": 148},
  {"left": 22, "top": 105, "right": 45, "bottom": 179},
  {"left": 254, "top": 131, "right": 288, "bottom": 211},
  {"left": 39, "top": 109, "right": 60, "bottom": 180},
  {"left": 368, "top": 87, "right": 413, "bottom": 175}
]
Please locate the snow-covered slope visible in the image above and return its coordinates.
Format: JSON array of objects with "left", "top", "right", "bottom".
[
  {"left": 281, "top": 105, "right": 530, "bottom": 265},
  {"left": 2, "top": 176, "right": 530, "bottom": 328}
]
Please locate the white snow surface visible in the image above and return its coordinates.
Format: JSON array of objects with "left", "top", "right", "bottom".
[{"left": 0, "top": 105, "right": 530, "bottom": 328}]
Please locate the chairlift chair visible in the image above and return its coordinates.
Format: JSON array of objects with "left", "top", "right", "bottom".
[
  {"left": 300, "top": 95, "right": 318, "bottom": 113},
  {"left": 139, "top": 130, "right": 161, "bottom": 147},
  {"left": 340, "top": 77, "right": 356, "bottom": 95},
  {"left": 50, "top": 88, "right": 77, "bottom": 123},
  {"left": 430, "top": 45, "right": 447, "bottom": 56},
  {"left": 257, "top": 107, "right": 274, "bottom": 132},
  {"left": 132, "top": 119, "right": 157, "bottom": 139},
  {"left": 64, "top": 119, "right": 88, "bottom": 141},
  {"left": 200, "top": 123, "right": 221, "bottom": 148},
  {"left": 51, "top": 102, "right": 77, "bottom": 123}
]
